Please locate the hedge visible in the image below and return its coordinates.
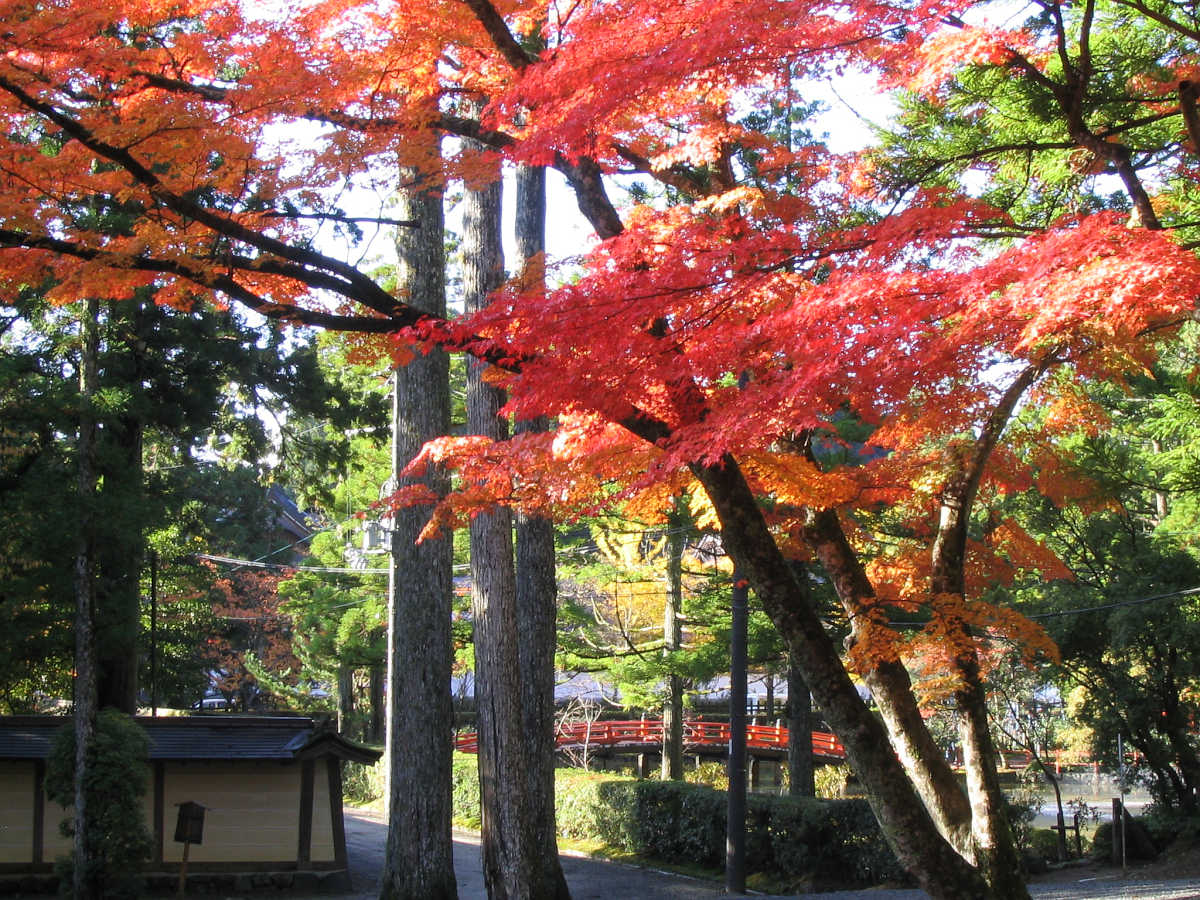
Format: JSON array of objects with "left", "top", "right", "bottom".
[{"left": 449, "top": 757, "right": 907, "bottom": 890}]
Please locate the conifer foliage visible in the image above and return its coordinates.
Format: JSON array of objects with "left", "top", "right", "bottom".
[{"left": 1, "top": 0, "right": 1199, "bottom": 896}]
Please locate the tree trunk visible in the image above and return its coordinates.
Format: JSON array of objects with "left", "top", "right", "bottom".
[
  {"left": 662, "top": 501, "right": 685, "bottom": 781},
  {"left": 513, "top": 162, "right": 572, "bottom": 900},
  {"left": 787, "top": 655, "right": 814, "bottom": 797},
  {"left": 72, "top": 297, "right": 100, "bottom": 900},
  {"left": 381, "top": 158, "right": 456, "bottom": 900},
  {"left": 802, "top": 507, "right": 974, "bottom": 850},
  {"left": 337, "top": 664, "right": 354, "bottom": 737},
  {"left": 368, "top": 664, "right": 384, "bottom": 744},
  {"left": 691, "top": 457, "right": 998, "bottom": 899},
  {"left": 462, "top": 128, "right": 542, "bottom": 900}
]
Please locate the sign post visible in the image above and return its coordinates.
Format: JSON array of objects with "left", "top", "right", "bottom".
[{"left": 173, "top": 801, "right": 206, "bottom": 897}]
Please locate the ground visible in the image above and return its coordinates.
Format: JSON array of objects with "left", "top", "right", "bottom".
[{"left": 142, "top": 806, "right": 1198, "bottom": 900}]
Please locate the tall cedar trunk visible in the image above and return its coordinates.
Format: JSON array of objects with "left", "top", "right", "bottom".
[
  {"left": 786, "top": 654, "right": 814, "bottom": 797},
  {"left": 381, "top": 160, "right": 456, "bottom": 900},
  {"left": 662, "top": 502, "right": 685, "bottom": 780},
  {"left": 337, "top": 664, "right": 354, "bottom": 737},
  {"left": 463, "top": 126, "right": 533, "bottom": 900},
  {"left": 512, "top": 163, "right": 572, "bottom": 900},
  {"left": 368, "top": 664, "right": 384, "bottom": 744},
  {"left": 95, "top": 298, "right": 146, "bottom": 714},
  {"left": 690, "top": 457, "right": 997, "bottom": 900},
  {"left": 72, "top": 297, "right": 100, "bottom": 900}
]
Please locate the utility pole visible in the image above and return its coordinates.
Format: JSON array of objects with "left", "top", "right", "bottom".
[{"left": 726, "top": 571, "right": 748, "bottom": 894}]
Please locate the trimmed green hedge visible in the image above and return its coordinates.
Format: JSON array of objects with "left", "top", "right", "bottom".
[{"left": 450, "top": 757, "right": 906, "bottom": 890}]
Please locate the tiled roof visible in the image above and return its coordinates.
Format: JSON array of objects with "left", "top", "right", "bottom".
[{"left": 0, "top": 716, "right": 380, "bottom": 764}]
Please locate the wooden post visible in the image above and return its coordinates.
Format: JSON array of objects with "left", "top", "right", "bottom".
[
  {"left": 1111, "top": 798, "right": 1124, "bottom": 866},
  {"left": 176, "top": 840, "right": 190, "bottom": 897}
]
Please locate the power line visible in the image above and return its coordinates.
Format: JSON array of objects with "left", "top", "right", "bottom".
[
  {"left": 195, "top": 553, "right": 388, "bottom": 575},
  {"left": 194, "top": 552, "right": 472, "bottom": 574},
  {"left": 1024, "top": 585, "right": 1200, "bottom": 619}
]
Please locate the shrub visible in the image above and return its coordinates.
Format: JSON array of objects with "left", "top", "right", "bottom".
[
  {"left": 684, "top": 761, "right": 728, "bottom": 791},
  {"left": 1027, "top": 828, "right": 1063, "bottom": 863},
  {"left": 451, "top": 753, "right": 482, "bottom": 829},
  {"left": 813, "top": 764, "right": 851, "bottom": 799},
  {"left": 44, "top": 710, "right": 153, "bottom": 899},
  {"left": 343, "top": 756, "right": 386, "bottom": 806},
  {"left": 526, "top": 765, "right": 906, "bottom": 890}
]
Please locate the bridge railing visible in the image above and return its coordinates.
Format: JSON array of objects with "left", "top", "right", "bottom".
[{"left": 453, "top": 719, "right": 846, "bottom": 758}]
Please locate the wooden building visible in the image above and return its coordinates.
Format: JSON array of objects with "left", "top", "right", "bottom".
[{"left": 0, "top": 715, "right": 379, "bottom": 889}]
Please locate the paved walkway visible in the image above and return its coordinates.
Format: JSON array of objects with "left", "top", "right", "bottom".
[{"left": 334, "top": 808, "right": 1200, "bottom": 900}]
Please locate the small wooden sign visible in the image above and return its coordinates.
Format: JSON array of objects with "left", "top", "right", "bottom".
[
  {"left": 174, "top": 801, "right": 207, "bottom": 897},
  {"left": 174, "top": 801, "right": 206, "bottom": 846}
]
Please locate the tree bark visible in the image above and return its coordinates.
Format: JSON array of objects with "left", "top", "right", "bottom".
[
  {"left": 512, "top": 162, "right": 571, "bottom": 900},
  {"left": 786, "top": 654, "right": 814, "bottom": 797},
  {"left": 802, "top": 507, "right": 974, "bottom": 850},
  {"left": 381, "top": 158, "right": 456, "bottom": 900},
  {"left": 368, "top": 664, "right": 384, "bottom": 744},
  {"left": 72, "top": 296, "right": 100, "bottom": 900}
]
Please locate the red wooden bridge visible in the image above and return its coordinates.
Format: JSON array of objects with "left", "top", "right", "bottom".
[{"left": 454, "top": 718, "right": 846, "bottom": 761}]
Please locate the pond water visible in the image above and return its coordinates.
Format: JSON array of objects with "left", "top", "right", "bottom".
[{"left": 1019, "top": 771, "right": 1152, "bottom": 827}]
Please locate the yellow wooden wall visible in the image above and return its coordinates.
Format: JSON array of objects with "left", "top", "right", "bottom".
[
  {"left": 3, "top": 758, "right": 338, "bottom": 866},
  {"left": 311, "top": 762, "right": 335, "bottom": 862},
  {"left": 0, "top": 763, "right": 33, "bottom": 863}
]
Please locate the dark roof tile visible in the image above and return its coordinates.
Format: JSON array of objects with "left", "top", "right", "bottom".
[{"left": 0, "top": 716, "right": 380, "bottom": 764}]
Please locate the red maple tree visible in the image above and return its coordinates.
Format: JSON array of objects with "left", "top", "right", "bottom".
[{"left": 0, "top": 1, "right": 1196, "bottom": 896}]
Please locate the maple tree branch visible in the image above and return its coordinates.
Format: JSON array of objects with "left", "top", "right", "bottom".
[
  {"left": 0, "top": 74, "right": 403, "bottom": 317},
  {"left": 1180, "top": 82, "right": 1200, "bottom": 157},
  {"left": 611, "top": 143, "right": 710, "bottom": 197},
  {"left": 259, "top": 210, "right": 418, "bottom": 228},
  {"left": 553, "top": 154, "right": 624, "bottom": 239},
  {"left": 932, "top": 357, "right": 1056, "bottom": 598},
  {"left": 0, "top": 229, "right": 404, "bottom": 332},
  {"left": 135, "top": 70, "right": 231, "bottom": 102},
  {"left": 458, "top": 0, "right": 538, "bottom": 70}
]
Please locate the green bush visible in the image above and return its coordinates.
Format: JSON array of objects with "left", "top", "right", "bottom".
[
  {"left": 343, "top": 756, "right": 386, "bottom": 806},
  {"left": 451, "top": 753, "right": 482, "bottom": 829},
  {"left": 1027, "top": 828, "right": 1064, "bottom": 862},
  {"left": 684, "top": 761, "right": 728, "bottom": 791},
  {"left": 458, "top": 761, "right": 907, "bottom": 890},
  {"left": 44, "top": 710, "right": 153, "bottom": 899},
  {"left": 813, "top": 764, "right": 851, "bottom": 799}
]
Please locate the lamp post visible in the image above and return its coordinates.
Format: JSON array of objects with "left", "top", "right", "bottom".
[{"left": 726, "top": 570, "right": 748, "bottom": 894}]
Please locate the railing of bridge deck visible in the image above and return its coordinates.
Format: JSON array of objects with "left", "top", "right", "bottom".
[{"left": 452, "top": 719, "right": 846, "bottom": 758}]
